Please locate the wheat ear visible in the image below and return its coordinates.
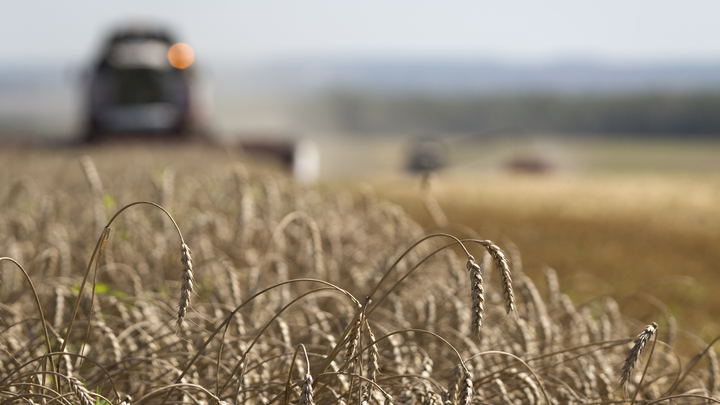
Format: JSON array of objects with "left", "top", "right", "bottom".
[
  {"left": 466, "top": 257, "right": 485, "bottom": 338},
  {"left": 364, "top": 319, "right": 380, "bottom": 400},
  {"left": 68, "top": 377, "right": 94, "bottom": 405},
  {"left": 709, "top": 344, "right": 720, "bottom": 395},
  {"left": 620, "top": 322, "right": 658, "bottom": 388},
  {"left": 300, "top": 371, "right": 315, "bottom": 405},
  {"left": 177, "top": 243, "right": 195, "bottom": 330},
  {"left": 294, "top": 344, "right": 315, "bottom": 405},
  {"left": 54, "top": 286, "right": 66, "bottom": 329},
  {"left": 446, "top": 364, "right": 462, "bottom": 405},
  {"left": 344, "top": 316, "right": 362, "bottom": 367},
  {"left": 458, "top": 369, "right": 473, "bottom": 405},
  {"left": 488, "top": 244, "right": 515, "bottom": 314},
  {"left": 476, "top": 240, "right": 515, "bottom": 314},
  {"left": 79, "top": 155, "right": 103, "bottom": 195}
]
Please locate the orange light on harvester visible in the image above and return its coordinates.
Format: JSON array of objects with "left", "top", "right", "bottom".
[{"left": 167, "top": 43, "right": 195, "bottom": 69}]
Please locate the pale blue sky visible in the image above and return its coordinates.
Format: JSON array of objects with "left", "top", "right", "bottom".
[{"left": 2, "top": 1, "right": 720, "bottom": 65}]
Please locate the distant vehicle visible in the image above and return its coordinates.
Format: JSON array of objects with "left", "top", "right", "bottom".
[
  {"left": 505, "top": 151, "right": 554, "bottom": 174},
  {"left": 406, "top": 137, "right": 449, "bottom": 173},
  {"left": 84, "top": 24, "right": 207, "bottom": 141}
]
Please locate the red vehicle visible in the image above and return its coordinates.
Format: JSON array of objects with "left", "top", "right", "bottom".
[{"left": 84, "top": 24, "right": 207, "bottom": 141}]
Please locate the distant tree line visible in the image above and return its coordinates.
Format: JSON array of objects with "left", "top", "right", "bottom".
[{"left": 319, "top": 91, "right": 720, "bottom": 136}]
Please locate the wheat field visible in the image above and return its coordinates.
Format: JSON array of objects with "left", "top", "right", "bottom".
[{"left": 0, "top": 144, "right": 718, "bottom": 404}]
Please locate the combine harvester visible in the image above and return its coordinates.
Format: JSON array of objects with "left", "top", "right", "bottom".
[
  {"left": 82, "top": 23, "right": 319, "bottom": 183},
  {"left": 83, "top": 23, "right": 208, "bottom": 141}
]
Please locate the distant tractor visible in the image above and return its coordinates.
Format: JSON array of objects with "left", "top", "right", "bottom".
[{"left": 84, "top": 24, "right": 207, "bottom": 141}]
